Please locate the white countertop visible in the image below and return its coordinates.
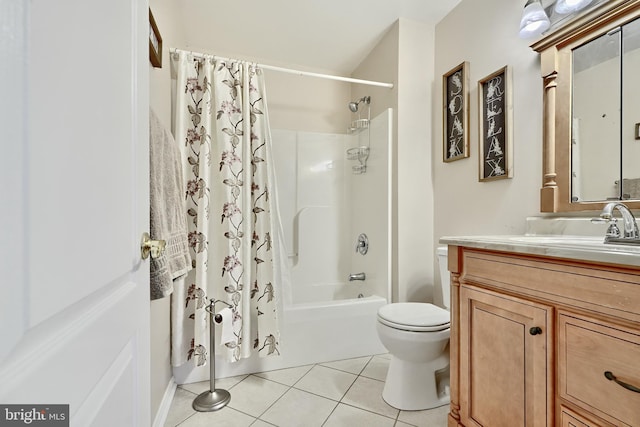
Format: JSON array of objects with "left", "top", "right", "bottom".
[{"left": 439, "top": 234, "right": 640, "bottom": 267}]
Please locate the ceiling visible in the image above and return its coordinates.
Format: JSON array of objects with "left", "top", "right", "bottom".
[{"left": 179, "top": 0, "right": 463, "bottom": 75}]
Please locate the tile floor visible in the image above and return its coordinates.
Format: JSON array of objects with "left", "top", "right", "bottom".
[{"left": 164, "top": 353, "right": 449, "bottom": 427}]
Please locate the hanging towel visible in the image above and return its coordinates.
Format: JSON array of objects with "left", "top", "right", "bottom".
[
  {"left": 620, "top": 178, "right": 640, "bottom": 200},
  {"left": 150, "top": 109, "right": 192, "bottom": 300}
]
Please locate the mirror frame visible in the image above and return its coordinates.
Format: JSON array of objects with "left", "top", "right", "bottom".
[{"left": 531, "top": 0, "right": 640, "bottom": 212}]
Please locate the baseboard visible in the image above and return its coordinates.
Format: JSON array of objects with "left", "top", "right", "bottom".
[{"left": 152, "top": 377, "right": 177, "bottom": 427}]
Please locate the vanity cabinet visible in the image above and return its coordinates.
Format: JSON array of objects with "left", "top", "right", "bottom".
[{"left": 447, "top": 246, "right": 640, "bottom": 427}]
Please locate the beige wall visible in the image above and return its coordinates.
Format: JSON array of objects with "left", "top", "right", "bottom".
[
  {"left": 262, "top": 70, "right": 351, "bottom": 133},
  {"left": 352, "top": 19, "right": 437, "bottom": 304},
  {"left": 396, "top": 19, "right": 436, "bottom": 303},
  {"left": 432, "top": 0, "right": 544, "bottom": 304},
  {"left": 149, "top": 0, "right": 185, "bottom": 421}
]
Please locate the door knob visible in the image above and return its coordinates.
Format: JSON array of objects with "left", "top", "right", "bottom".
[
  {"left": 141, "top": 232, "right": 166, "bottom": 260},
  {"left": 529, "top": 326, "right": 543, "bottom": 335}
]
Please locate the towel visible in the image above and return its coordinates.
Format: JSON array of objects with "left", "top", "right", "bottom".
[
  {"left": 150, "top": 109, "right": 192, "bottom": 300},
  {"left": 615, "top": 178, "right": 640, "bottom": 200},
  {"left": 620, "top": 178, "right": 640, "bottom": 200}
]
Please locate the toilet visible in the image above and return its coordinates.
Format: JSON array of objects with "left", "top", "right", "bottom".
[{"left": 376, "top": 246, "right": 451, "bottom": 410}]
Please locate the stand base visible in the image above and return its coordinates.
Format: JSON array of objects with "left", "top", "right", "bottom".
[{"left": 192, "top": 389, "right": 231, "bottom": 412}]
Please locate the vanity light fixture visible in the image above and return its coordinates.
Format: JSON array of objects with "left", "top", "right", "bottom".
[
  {"left": 554, "top": 0, "right": 594, "bottom": 14},
  {"left": 519, "top": 0, "right": 551, "bottom": 38}
]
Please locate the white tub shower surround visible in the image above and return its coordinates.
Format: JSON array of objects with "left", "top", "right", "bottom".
[
  {"left": 170, "top": 51, "right": 284, "bottom": 373},
  {"left": 172, "top": 85, "right": 392, "bottom": 383},
  {"left": 212, "top": 111, "right": 392, "bottom": 378},
  {"left": 272, "top": 110, "right": 393, "bottom": 308}
]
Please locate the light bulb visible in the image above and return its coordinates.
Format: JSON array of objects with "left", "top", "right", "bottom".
[
  {"left": 519, "top": 0, "right": 551, "bottom": 38},
  {"left": 555, "top": 0, "right": 594, "bottom": 14}
]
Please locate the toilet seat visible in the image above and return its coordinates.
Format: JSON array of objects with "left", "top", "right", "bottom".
[{"left": 378, "top": 303, "right": 450, "bottom": 332}]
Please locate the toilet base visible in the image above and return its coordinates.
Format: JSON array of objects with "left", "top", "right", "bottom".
[{"left": 382, "top": 352, "right": 450, "bottom": 411}]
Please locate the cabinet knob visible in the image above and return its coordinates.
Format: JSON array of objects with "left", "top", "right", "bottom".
[{"left": 529, "top": 326, "right": 543, "bottom": 335}]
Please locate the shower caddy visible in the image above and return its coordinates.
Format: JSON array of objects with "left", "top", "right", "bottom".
[{"left": 346, "top": 96, "right": 371, "bottom": 174}]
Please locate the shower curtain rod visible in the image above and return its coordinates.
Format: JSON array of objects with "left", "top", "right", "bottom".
[{"left": 171, "top": 48, "right": 394, "bottom": 89}]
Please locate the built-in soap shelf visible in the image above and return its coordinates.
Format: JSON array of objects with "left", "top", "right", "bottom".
[{"left": 347, "top": 146, "right": 369, "bottom": 174}]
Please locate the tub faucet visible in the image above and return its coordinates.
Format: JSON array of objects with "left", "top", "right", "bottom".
[
  {"left": 594, "top": 202, "right": 640, "bottom": 244},
  {"left": 349, "top": 272, "right": 366, "bottom": 281}
]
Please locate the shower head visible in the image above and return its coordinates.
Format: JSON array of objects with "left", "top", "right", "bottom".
[{"left": 348, "top": 96, "right": 371, "bottom": 113}]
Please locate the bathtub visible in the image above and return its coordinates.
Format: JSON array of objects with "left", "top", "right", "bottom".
[{"left": 173, "top": 285, "right": 387, "bottom": 384}]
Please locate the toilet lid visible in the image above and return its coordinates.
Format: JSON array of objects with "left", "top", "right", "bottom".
[{"left": 378, "top": 303, "right": 450, "bottom": 332}]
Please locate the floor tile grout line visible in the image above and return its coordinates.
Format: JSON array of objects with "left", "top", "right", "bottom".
[
  {"left": 174, "top": 392, "right": 422, "bottom": 426},
  {"left": 254, "top": 361, "right": 343, "bottom": 426},
  {"left": 327, "top": 370, "right": 400, "bottom": 423},
  {"left": 267, "top": 364, "right": 400, "bottom": 424},
  {"left": 289, "top": 385, "right": 343, "bottom": 403},
  {"left": 174, "top": 410, "right": 197, "bottom": 427},
  {"left": 339, "top": 401, "right": 400, "bottom": 422},
  {"left": 319, "top": 404, "right": 338, "bottom": 427},
  {"left": 171, "top": 388, "right": 198, "bottom": 427},
  {"left": 360, "top": 356, "right": 375, "bottom": 377},
  {"left": 173, "top": 372, "right": 254, "bottom": 425},
  {"left": 184, "top": 375, "right": 280, "bottom": 424},
  {"left": 288, "top": 362, "right": 318, "bottom": 389},
  {"left": 252, "top": 379, "right": 294, "bottom": 421},
  {"left": 168, "top": 354, "right": 440, "bottom": 427},
  {"left": 254, "top": 365, "right": 315, "bottom": 387},
  {"left": 338, "top": 373, "right": 402, "bottom": 422},
  {"left": 290, "top": 364, "right": 359, "bottom": 403},
  {"left": 240, "top": 362, "right": 352, "bottom": 416},
  {"left": 319, "top": 355, "right": 373, "bottom": 376},
  {"left": 253, "top": 360, "right": 361, "bottom": 427}
]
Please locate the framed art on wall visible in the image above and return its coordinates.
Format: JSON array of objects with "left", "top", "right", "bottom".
[
  {"left": 442, "top": 62, "right": 470, "bottom": 162},
  {"left": 478, "top": 65, "right": 512, "bottom": 181},
  {"left": 149, "top": 8, "right": 162, "bottom": 68}
]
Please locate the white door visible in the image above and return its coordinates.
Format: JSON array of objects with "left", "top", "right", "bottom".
[{"left": 0, "top": 0, "right": 150, "bottom": 425}]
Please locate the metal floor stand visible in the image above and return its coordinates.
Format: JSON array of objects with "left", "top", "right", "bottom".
[{"left": 192, "top": 299, "right": 232, "bottom": 412}]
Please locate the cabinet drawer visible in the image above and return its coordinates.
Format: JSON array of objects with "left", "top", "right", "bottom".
[
  {"left": 459, "top": 250, "right": 640, "bottom": 324},
  {"left": 560, "top": 406, "right": 597, "bottom": 427},
  {"left": 559, "top": 313, "right": 640, "bottom": 426}
]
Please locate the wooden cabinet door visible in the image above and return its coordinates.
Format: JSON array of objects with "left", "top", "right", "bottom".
[{"left": 459, "top": 285, "right": 552, "bottom": 427}]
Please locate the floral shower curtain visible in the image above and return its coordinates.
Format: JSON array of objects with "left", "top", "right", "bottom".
[{"left": 171, "top": 51, "right": 281, "bottom": 366}]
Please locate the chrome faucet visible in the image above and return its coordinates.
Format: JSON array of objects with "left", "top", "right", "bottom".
[
  {"left": 595, "top": 202, "right": 640, "bottom": 244},
  {"left": 348, "top": 272, "right": 366, "bottom": 281}
]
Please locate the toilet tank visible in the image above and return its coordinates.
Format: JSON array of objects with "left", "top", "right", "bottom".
[{"left": 436, "top": 246, "right": 450, "bottom": 310}]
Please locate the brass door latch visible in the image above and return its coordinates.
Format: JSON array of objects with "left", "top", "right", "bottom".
[{"left": 141, "top": 232, "right": 166, "bottom": 260}]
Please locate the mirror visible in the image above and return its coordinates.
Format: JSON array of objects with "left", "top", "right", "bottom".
[
  {"left": 532, "top": 1, "right": 640, "bottom": 212},
  {"left": 572, "top": 16, "right": 640, "bottom": 202}
]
